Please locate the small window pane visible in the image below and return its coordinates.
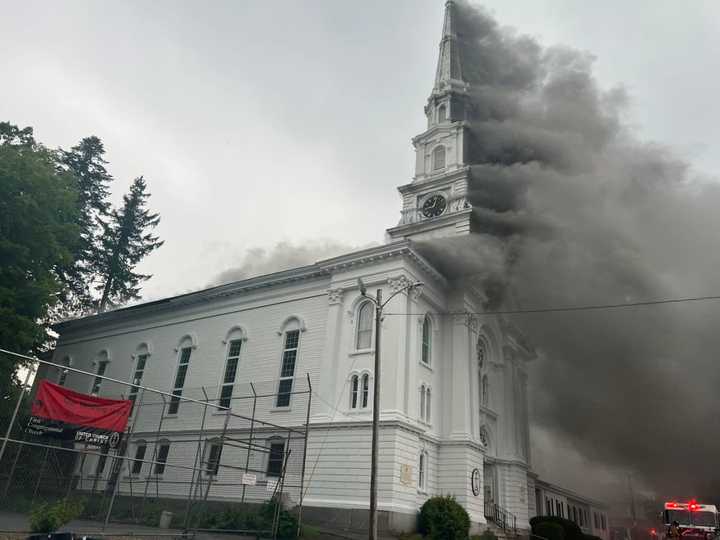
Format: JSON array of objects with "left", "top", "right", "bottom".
[
  {"left": 224, "top": 357, "right": 239, "bottom": 384},
  {"left": 219, "top": 385, "right": 233, "bottom": 409},
  {"left": 276, "top": 379, "right": 293, "bottom": 407},
  {"left": 228, "top": 339, "right": 242, "bottom": 357},
  {"left": 280, "top": 350, "right": 297, "bottom": 377},
  {"left": 284, "top": 330, "right": 299, "bottom": 350},
  {"left": 362, "top": 374, "right": 369, "bottom": 408}
]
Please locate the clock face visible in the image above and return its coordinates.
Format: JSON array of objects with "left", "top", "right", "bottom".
[{"left": 421, "top": 194, "right": 447, "bottom": 218}]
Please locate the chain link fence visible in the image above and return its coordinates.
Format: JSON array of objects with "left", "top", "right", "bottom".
[{"left": 0, "top": 350, "right": 312, "bottom": 538}]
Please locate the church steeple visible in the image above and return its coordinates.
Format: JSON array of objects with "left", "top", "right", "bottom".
[
  {"left": 433, "top": 0, "right": 466, "bottom": 95},
  {"left": 386, "top": 0, "right": 475, "bottom": 243}
]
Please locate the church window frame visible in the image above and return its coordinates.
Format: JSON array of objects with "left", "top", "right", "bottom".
[
  {"left": 154, "top": 440, "right": 170, "bottom": 476},
  {"left": 204, "top": 438, "right": 224, "bottom": 476},
  {"left": 168, "top": 337, "right": 194, "bottom": 415},
  {"left": 421, "top": 315, "right": 432, "bottom": 365},
  {"left": 131, "top": 440, "right": 147, "bottom": 476},
  {"left": 355, "top": 300, "right": 374, "bottom": 351},
  {"left": 275, "top": 319, "right": 302, "bottom": 408},
  {"left": 129, "top": 344, "right": 150, "bottom": 408},
  {"left": 419, "top": 383, "right": 432, "bottom": 424},
  {"left": 349, "top": 372, "right": 371, "bottom": 410},
  {"left": 57, "top": 356, "right": 71, "bottom": 386},
  {"left": 266, "top": 437, "right": 286, "bottom": 478},
  {"left": 481, "top": 374, "right": 489, "bottom": 407},
  {"left": 437, "top": 104, "right": 447, "bottom": 123},
  {"left": 219, "top": 337, "right": 243, "bottom": 409},
  {"left": 432, "top": 145, "right": 446, "bottom": 170},
  {"left": 418, "top": 449, "right": 428, "bottom": 492},
  {"left": 90, "top": 350, "right": 110, "bottom": 395}
]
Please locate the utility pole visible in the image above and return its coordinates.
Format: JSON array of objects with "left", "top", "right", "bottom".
[
  {"left": 360, "top": 278, "right": 422, "bottom": 540},
  {"left": 369, "top": 288, "right": 382, "bottom": 540}
]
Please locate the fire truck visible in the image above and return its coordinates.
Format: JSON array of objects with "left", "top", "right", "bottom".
[{"left": 659, "top": 501, "right": 719, "bottom": 540}]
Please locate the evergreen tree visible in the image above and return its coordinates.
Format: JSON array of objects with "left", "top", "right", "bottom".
[
  {"left": 97, "top": 176, "right": 163, "bottom": 311},
  {"left": 57, "top": 137, "right": 113, "bottom": 315}
]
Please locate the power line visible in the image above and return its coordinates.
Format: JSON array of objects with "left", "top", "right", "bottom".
[{"left": 383, "top": 294, "right": 720, "bottom": 316}]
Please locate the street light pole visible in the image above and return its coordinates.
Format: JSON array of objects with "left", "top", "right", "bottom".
[
  {"left": 369, "top": 289, "right": 382, "bottom": 540},
  {"left": 363, "top": 280, "right": 421, "bottom": 540}
]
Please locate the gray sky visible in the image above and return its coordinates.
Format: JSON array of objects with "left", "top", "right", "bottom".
[{"left": 2, "top": 0, "right": 719, "bottom": 301}]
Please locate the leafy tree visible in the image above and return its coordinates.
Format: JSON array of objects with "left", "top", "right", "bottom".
[
  {"left": 0, "top": 122, "right": 80, "bottom": 394},
  {"left": 97, "top": 176, "right": 163, "bottom": 311},
  {"left": 56, "top": 136, "right": 113, "bottom": 315}
]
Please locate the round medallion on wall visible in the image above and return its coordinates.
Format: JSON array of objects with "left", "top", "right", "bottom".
[{"left": 471, "top": 468, "right": 481, "bottom": 496}]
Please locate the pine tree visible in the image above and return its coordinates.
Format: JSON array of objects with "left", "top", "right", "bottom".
[
  {"left": 57, "top": 137, "right": 113, "bottom": 314},
  {"left": 96, "top": 176, "right": 163, "bottom": 311}
]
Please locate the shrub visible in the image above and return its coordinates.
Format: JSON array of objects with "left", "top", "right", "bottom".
[
  {"left": 534, "top": 522, "right": 565, "bottom": 540},
  {"left": 419, "top": 496, "right": 470, "bottom": 540},
  {"left": 29, "top": 498, "right": 85, "bottom": 533},
  {"left": 531, "top": 516, "right": 583, "bottom": 540},
  {"left": 584, "top": 535, "right": 603, "bottom": 540},
  {"left": 472, "top": 530, "right": 498, "bottom": 540}
]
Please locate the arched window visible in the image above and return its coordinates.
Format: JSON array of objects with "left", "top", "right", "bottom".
[
  {"left": 438, "top": 104, "right": 447, "bottom": 122},
  {"left": 276, "top": 320, "right": 301, "bottom": 407},
  {"left": 131, "top": 440, "right": 147, "bottom": 475},
  {"left": 90, "top": 351, "right": 110, "bottom": 395},
  {"left": 57, "top": 356, "right": 70, "bottom": 386},
  {"left": 432, "top": 145, "right": 446, "bottom": 170},
  {"left": 356, "top": 301, "right": 374, "bottom": 350},
  {"left": 419, "top": 384, "right": 426, "bottom": 421},
  {"left": 220, "top": 337, "right": 243, "bottom": 409},
  {"left": 169, "top": 339, "right": 193, "bottom": 415},
  {"left": 421, "top": 315, "right": 432, "bottom": 365},
  {"left": 482, "top": 375, "right": 489, "bottom": 407},
  {"left": 350, "top": 374, "right": 359, "bottom": 409},
  {"left": 129, "top": 345, "right": 149, "bottom": 407},
  {"left": 425, "top": 387, "right": 431, "bottom": 423},
  {"left": 362, "top": 373, "right": 370, "bottom": 408},
  {"left": 477, "top": 338, "right": 486, "bottom": 368},
  {"left": 418, "top": 450, "right": 428, "bottom": 491}
]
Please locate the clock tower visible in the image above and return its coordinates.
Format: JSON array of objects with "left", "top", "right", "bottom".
[{"left": 387, "top": 0, "right": 475, "bottom": 242}]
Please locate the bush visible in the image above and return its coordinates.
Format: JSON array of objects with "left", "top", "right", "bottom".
[
  {"left": 419, "top": 496, "right": 470, "bottom": 540},
  {"left": 472, "top": 530, "right": 498, "bottom": 540},
  {"left": 531, "top": 516, "right": 583, "bottom": 540},
  {"left": 534, "top": 522, "right": 565, "bottom": 540},
  {"left": 584, "top": 535, "right": 603, "bottom": 540},
  {"left": 29, "top": 498, "right": 85, "bottom": 533}
]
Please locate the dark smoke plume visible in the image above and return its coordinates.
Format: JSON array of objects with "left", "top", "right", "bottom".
[{"left": 454, "top": 1, "right": 720, "bottom": 499}]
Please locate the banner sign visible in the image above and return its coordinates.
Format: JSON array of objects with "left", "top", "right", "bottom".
[{"left": 27, "top": 380, "right": 132, "bottom": 448}]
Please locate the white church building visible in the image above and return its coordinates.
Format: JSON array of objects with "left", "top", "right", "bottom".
[{"left": 47, "top": 1, "right": 608, "bottom": 535}]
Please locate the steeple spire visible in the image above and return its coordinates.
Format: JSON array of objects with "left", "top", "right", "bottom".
[{"left": 433, "top": 0, "right": 466, "bottom": 94}]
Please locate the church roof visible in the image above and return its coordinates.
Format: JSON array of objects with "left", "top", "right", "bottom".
[
  {"left": 433, "top": 0, "right": 467, "bottom": 95},
  {"left": 53, "top": 240, "right": 447, "bottom": 334}
]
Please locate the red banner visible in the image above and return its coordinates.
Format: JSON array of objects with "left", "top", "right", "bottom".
[{"left": 28, "top": 380, "right": 132, "bottom": 447}]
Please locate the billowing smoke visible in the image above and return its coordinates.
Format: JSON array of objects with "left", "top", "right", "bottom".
[
  {"left": 452, "top": 1, "right": 720, "bottom": 499},
  {"left": 211, "top": 240, "right": 366, "bottom": 286}
]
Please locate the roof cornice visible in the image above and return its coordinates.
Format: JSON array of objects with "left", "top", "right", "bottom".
[{"left": 54, "top": 241, "right": 447, "bottom": 334}]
